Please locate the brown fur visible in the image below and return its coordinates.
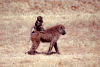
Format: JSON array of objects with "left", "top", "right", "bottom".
[
  {"left": 28, "top": 31, "right": 41, "bottom": 55},
  {"left": 28, "top": 24, "right": 66, "bottom": 55}
]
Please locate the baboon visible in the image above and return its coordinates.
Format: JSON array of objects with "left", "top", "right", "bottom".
[
  {"left": 31, "top": 16, "right": 45, "bottom": 33},
  {"left": 28, "top": 24, "right": 66, "bottom": 55},
  {"left": 29, "top": 16, "right": 45, "bottom": 42}
]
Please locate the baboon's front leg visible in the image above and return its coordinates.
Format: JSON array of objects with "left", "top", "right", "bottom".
[
  {"left": 54, "top": 42, "right": 60, "bottom": 54},
  {"left": 44, "top": 41, "right": 56, "bottom": 55}
]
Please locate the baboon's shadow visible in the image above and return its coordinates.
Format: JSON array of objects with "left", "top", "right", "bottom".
[
  {"left": 49, "top": 52, "right": 58, "bottom": 55},
  {"left": 27, "top": 51, "right": 58, "bottom": 55},
  {"left": 42, "top": 52, "right": 58, "bottom": 55}
]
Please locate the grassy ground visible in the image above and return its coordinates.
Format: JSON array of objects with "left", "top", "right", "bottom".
[{"left": 0, "top": 0, "right": 100, "bottom": 67}]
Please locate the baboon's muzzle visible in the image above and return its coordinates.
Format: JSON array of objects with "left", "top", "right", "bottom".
[{"left": 62, "top": 30, "right": 66, "bottom": 35}]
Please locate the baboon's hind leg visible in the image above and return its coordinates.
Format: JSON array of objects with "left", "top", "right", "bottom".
[{"left": 28, "top": 41, "right": 40, "bottom": 55}]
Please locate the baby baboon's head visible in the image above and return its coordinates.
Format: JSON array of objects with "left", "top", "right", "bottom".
[{"left": 37, "top": 16, "right": 43, "bottom": 23}]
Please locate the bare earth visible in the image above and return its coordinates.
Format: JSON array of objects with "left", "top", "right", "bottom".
[{"left": 0, "top": 0, "right": 100, "bottom": 67}]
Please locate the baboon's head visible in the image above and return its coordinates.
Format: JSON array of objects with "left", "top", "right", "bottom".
[
  {"left": 35, "top": 16, "right": 43, "bottom": 27},
  {"left": 59, "top": 25, "right": 66, "bottom": 35},
  {"left": 37, "top": 16, "right": 43, "bottom": 22}
]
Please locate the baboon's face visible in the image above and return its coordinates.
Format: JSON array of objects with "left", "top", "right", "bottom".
[{"left": 59, "top": 25, "right": 66, "bottom": 35}]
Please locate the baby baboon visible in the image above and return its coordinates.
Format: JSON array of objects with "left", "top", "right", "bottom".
[
  {"left": 29, "top": 16, "right": 45, "bottom": 42},
  {"left": 31, "top": 16, "right": 45, "bottom": 33},
  {"left": 28, "top": 24, "right": 66, "bottom": 55}
]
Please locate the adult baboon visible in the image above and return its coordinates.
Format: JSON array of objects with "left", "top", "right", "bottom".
[{"left": 28, "top": 24, "right": 66, "bottom": 55}]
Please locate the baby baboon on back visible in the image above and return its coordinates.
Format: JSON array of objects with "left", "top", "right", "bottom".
[
  {"left": 29, "top": 16, "right": 45, "bottom": 42},
  {"left": 31, "top": 16, "right": 45, "bottom": 33},
  {"left": 28, "top": 24, "right": 66, "bottom": 55}
]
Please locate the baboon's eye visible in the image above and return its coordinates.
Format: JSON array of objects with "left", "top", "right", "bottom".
[{"left": 60, "top": 26, "right": 62, "bottom": 30}]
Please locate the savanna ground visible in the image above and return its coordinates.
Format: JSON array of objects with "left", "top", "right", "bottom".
[{"left": 0, "top": 0, "right": 100, "bottom": 67}]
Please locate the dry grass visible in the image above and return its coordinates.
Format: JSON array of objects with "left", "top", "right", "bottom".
[{"left": 0, "top": 0, "right": 100, "bottom": 67}]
